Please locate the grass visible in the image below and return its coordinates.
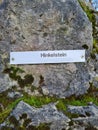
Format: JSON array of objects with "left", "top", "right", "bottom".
[
  {"left": 21, "top": 94, "right": 57, "bottom": 107},
  {"left": 0, "top": 98, "right": 23, "bottom": 123},
  {"left": 1, "top": 84, "right": 98, "bottom": 123},
  {"left": 0, "top": 108, "right": 12, "bottom": 123},
  {"left": 93, "top": 39, "right": 98, "bottom": 53}
]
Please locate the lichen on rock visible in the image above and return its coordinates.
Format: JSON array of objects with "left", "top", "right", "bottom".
[
  {"left": 0, "top": 0, "right": 98, "bottom": 129},
  {"left": 2, "top": 0, "right": 92, "bottom": 98}
]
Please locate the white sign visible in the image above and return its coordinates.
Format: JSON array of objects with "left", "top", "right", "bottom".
[{"left": 10, "top": 50, "right": 85, "bottom": 64}]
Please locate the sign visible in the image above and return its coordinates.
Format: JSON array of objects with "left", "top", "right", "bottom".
[{"left": 10, "top": 50, "right": 85, "bottom": 64}]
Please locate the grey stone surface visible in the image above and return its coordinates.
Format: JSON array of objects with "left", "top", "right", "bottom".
[
  {"left": 68, "top": 103, "right": 98, "bottom": 117},
  {"left": 11, "top": 101, "right": 70, "bottom": 129},
  {"left": 50, "top": 120, "right": 69, "bottom": 130},
  {"left": 88, "top": 57, "right": 98, "bottom": 88},
  {"left": 1, "top": 0, "right": 98, "bottom": 130},
  {"left": 7, "top": 91, "right": 23, "bottom": 99},
  {"left": 0, "top": 0, "right": 92, "bottom": 97},
  {"left": 0, "top": 0, "right": 8, "bottom": 10},
  {"left": 0, "top": 0, "right": 98, "bottom": 129},
  {"left": 0, "top": 1, "right": 11, "bottom": 93},
  {"left": 0, "top": 42, "right": 10, "bottom": 93},
  {"left": 73, "top": 117, "right": 98, "bottom": 129},
  {"left": 68, "top": 103, "right": 98, "bottom": 129}
]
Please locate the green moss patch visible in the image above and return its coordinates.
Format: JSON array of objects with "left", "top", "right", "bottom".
[
  {"left": 78, "top": 0, "right": 96, "bottom": 33},
  {"left": 0, "top": 98, "right": 22, "bottom": 123},
  {"left": 3, "top": 66, "right": 34, "bottom": 87},
  {"left": 78, "top": 0, "right": 98, "bottom": 54},
  {"left": 3, "top": 66, "right": 25, "bottom": 80},
  {"left": 1, "top": 82, "right": 98, "bottom": 123}
]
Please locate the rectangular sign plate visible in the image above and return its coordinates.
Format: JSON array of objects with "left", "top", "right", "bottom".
[{"left": 10, "top": 50, "right": 85, "bottom": 64}]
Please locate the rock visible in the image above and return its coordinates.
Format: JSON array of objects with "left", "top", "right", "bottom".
[
  {"left": 69, "top": 123, "right": 85, "bottom": 130},
  {"left": 68, "top": 104, "right": 98, "bottom": 129},
  {"left": 89, "top": 70, "right": 98, "bottom": 88},
  {"left": 68, "top": 103, "right": 98, "bottom": 117},
  {"left": 92, "top": 75, "right": 98, "bottom": 88},
  {"left": 0, "top": 0, "right": 97, "bottom": 129},
  {"left": 9, "top": 101, "right": 70, "bottom": 130},
  {"left": 24, "top": 87, "right": 42, "bottom": 96},
  {"left": 73, "top": 117, "right": 98, "bottom": 129},
  {"left": 42, "top": 87, "right": 49, "bottom": 95},
  {"left": 0, "top": 0, "right": 8, "bottom": 10},
  {"left": 0, "top": 9, "right": 11, "bottom": 93},
  {"left": 2, "top": 0, "right": 92, "bottom": 98},
  {"left": 7, "top": 91, "right": 23, "bottom": 99},
  {"left": 50, "top": 120, "right": 69, "bottom": 130},
  {"left": 0, "top": 75, "right": 10, "bottom": 93}
]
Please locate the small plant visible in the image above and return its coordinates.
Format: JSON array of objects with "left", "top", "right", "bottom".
[
  {"left": 37, "top": 123, "right": 50, "bottom": 130},
  {"left": 56, "top": 99, "right": 67, "bottom": 114},
  {"left": 9, "top": 115, "right": 19, "bottom": 126},
  {"left": 0, "top": 108, "right": 12, "bottom": 123}
]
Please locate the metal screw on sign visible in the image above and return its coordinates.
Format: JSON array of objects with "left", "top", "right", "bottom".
[
  {"left": 81, "top": 55, "right": 84, "bottom": 59},
  {"left": 11, "top": 58, "right": 15, "bottom": 61}
]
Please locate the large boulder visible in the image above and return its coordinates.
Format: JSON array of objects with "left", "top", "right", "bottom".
[
  {"left": 0, "top": 101, "right": 70, "bottom": 130},
  {"left": 0, "top": 0, "right": 93, "bottom": 97},
  {"left": 67, "top": 103, "right": 98, "bottom": 129}
]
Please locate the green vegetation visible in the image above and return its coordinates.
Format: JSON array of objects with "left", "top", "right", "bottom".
[
  {"left": 0, "top": 98, "right": 22, "bottom": 123},
  {"left": 0, "top": 108, "right": 12, "bottom": 123},
  {"left": 78, "top": 0, "right": 98, "bottom": 54},
  {"left": 93, "top": 39, "right": 98, "bottom": 53},
  {"left": 1, "top": 1, "right": 98, "bottom": 129},
  {"left": 1, "top": 68, "right": 98, "bottom": 127},
  {"left": 35, "top": 123, "right": 50, "bottom": 130},
  {"left": 16, "top": 93, "right": 98, "bottom": 112},
  {"left": 1, "top": 85, "right": 98, "bottom": 124},
  {"left": 22, "top": 95, "right": 56, "bottom": 107},
  {"left": 78, "top": 0, "right": 96, "bottom": 35}
]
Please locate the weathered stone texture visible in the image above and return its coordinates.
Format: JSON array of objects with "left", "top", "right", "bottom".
[
  {"left": 68, "top": 103, "right": 98, "bottom": 117},
  {"left": 0, "top": 0, "right": 93, "bottom": 97},
  {"left": 68, "top": 103, "right": 98, "bottom": 129},
  {"left": 0, "top": 42, "right": 10, "bottom": 92},
  {"left": 10, "top": 101, "right": 70, "bottom": 130}
]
